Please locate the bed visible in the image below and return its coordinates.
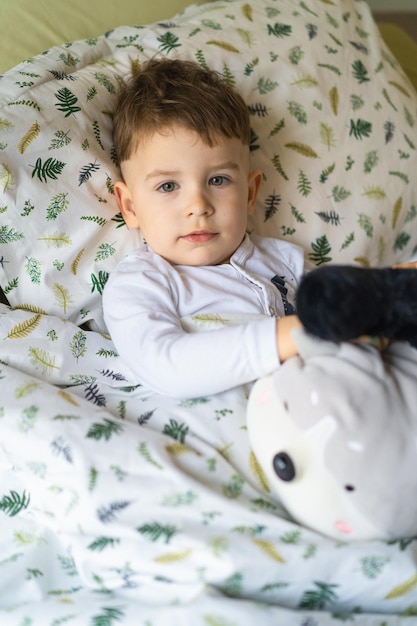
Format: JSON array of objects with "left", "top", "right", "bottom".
[{"left": 1, "top": 0, "right": 417, "bottom": 623}]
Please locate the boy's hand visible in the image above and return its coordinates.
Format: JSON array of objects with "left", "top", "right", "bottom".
[
  {"left": 393, "top": 261, "right": 417, "bottom": 270},
  {"left": 276, "top": 315, "right": 303, "bottom": 362},
  {"left": 353, "top": 334, "right": 390, "bottom": 351}
]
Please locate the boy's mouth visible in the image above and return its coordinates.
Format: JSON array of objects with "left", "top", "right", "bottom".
[{"left": 181, "top": 231, "right": 217, "bottom": 243}]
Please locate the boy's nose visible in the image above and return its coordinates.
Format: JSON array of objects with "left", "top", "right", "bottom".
[{"left": 185, "top": 190, "right": 214, "bottom": 216}]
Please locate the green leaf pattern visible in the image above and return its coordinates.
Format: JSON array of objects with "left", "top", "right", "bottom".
[
  {"left": 1, "top": 296, "right": 417, "bottom": 622},
  {"left": 0, "top": 0, "right": 416, "bottom": 327},
  {"left": 0, "top": 0, "right": 417, "bottom": 622}
]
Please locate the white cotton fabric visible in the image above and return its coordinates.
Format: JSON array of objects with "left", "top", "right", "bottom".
[
  {"left": 103, "top": 233, "right": 305, "bottom": 396},
  {"left": 1, "top": 0, "right": 417, "bottom": 330}
]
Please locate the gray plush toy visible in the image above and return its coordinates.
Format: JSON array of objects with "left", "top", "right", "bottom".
[{"left": 247, "top": 328, "right": 417, "bottom": 541}]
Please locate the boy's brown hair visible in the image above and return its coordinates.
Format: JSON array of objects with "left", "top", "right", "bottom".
[{"left": 113, "top": 57, "right": 251, "bottom": 163}]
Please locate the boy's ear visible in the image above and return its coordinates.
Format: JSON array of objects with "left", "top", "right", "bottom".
[
  {"left": 247, "top": 169, "right": 263, "bottom": 215},
  {"left": 114, "top": 181, "right": 140, "bottom": 229}
]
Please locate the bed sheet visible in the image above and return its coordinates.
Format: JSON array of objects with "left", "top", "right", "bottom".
[
  {"left": 1, "top": 0, "right": 417, "bottom": 621},
  {"left": 1, "top": 303, "right": 417, "bottom": 625}
]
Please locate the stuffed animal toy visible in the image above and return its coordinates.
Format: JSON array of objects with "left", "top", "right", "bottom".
[
  {"left": 247, "top": 324, "right": 417, "bottom": 542},
  {"left": 295, "top": 264, "right": 417, "bottom": 346}
]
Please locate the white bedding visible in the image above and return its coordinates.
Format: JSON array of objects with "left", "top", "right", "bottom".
[
  {"left": 1, "top": 0, "right": 417, "bottom": 622},
  {"left": 1, "top": 303, "right": 417, "bottom": 625}
]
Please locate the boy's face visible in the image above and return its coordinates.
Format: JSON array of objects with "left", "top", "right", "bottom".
[{"left": 115, "top": 125, "right": 262, "bottom": 266}]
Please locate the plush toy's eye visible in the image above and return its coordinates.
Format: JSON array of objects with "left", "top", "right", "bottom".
[
  {"left": 345, "top": 484, "right": 355, "bottom": 492},
  {"left": 273, "top": 452, "right": 296, "bottom": 482}
]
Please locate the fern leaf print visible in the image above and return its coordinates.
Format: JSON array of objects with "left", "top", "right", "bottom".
[
  {"left": 97, "top": 501, "right": 131, "bottom": 523},
  {"left": 332, "top": 185, "right": 351, "bottom": 202},
  {"left": 70, "top": 330, "right": 87, "bottom": 361},
  {"left": 315, "top": 210, "right": 341, "bottom": 226},
  {"left": 53, "top": 283, "right": 74, "bottom": 313},
  {"left": 290, "top": 204, "right": 306, "bottom": 223},
  {"left": 0, "top": 490, "right": 30, "bottom": 517},
  {"left": 392, "top": 196, "right": 403, "bottom": 229},
  {"left": 329, "top": 86, "right": 339, "bottom": 115},
  {"left": 87, "top": 418, "right": 123, "bottom": 441},
  {"left": 363, "top": 150, "right": 379, "bottom": 173},
  {"left": 291, "top": 73, "right": 319, "bottom": 89},
  {"left": 91, "top": 270, "right": 109, "bottom": 294},
  {"left": 94, "top": 72, "right": 116, "bottom": 94},
  {"left": 264, "top": 193, "right": 282, "bottom": 221},
  {"left": 157, "top": 32, "right": 181, "bottom": 53},
  {"left": 267, "top": 23, "right": 292, "bottom": 38},
  {"left": 0, "top": 225, "right": 24, "bottom": 244},
  {"left": 358, "top": 213, "right": 374, "bottom": 237},
  {"left": 242, "top": 3, "right": 253, "bottom": 21},
  {"left": 31, "top": 157, "right": 66, "bottom": 182},
  {"left": 257, "top": 77, "right": 278, "bottom": 94},
  {"left": 352, "top": 59, "right": 370, "bottom": 84},
  {"left": 320, "top": 162, "right": 336, "bottom": 183},
  {"left": 308, "top": 235, "right": 332, "bottom": 265},
  {"left": 297, "top": 170, "right": 312, "bottom": 196},
  {"left": 253, "top": 538, "right": 286, "bottom": 562},
  {"left": 91, "top": 608, "right": 125, "bottom": 626},
  {"left": 288, "top": 100, "right": 307, "bottom": 124},
  {"left": 0, "top": 164, "right": 14, "bottom": 192},
  {"left": 71, "top": 248, "right": 85, "bottom": 275},
  {"left": 163, "top": 419, "right": 189, "bottom": 443},
  {"left": 271, "top": 154, "right": 289, "bottom": 180},
  {"left": 94, "top": 242, "right": 116, "bottom": 262},
  {"left": 78, "top": 161, "right": 100, "bottom": 186},
  {"left": 285, "top": 142, "right": 318, "bottom": 158},
  {"left": 92, "top": 120, "right": 105, "bottom": 149},
  {"left": 7, "top": 314, "right": 42, "bottom": 339},
  {"left": 37, "top": 231, "right": 71, "bottom": 248},
  {"left": 48, "top": 129, "right": 72, "bottom": 150},
  {"left": 137, "top": 522, "right": 178, "bottom": 543},
  {"left": 362, "top": 186, "right": 386, "bottom": 200},
  {"left": 54, "top": 87, "right": 82, "bottom": 117},
  {"left": 206, "top": 40, "right": 240, "bottom": 53},
  {"left": 28, "top": 347, "right": 59, "bottom": 376},
  {"left": 46, "top": 192, "right": 69, "bottom": 220},
  {"left": 349, "top": 118, "right": 372, "bottom": 140},
  {"left": 137, "top": 442, "right": 164, "bottom": 469},
  {"left": 25, "top": 257, "right": 41, "bottom": 284},
  {"left": 18, "top": 122, "right": 41, "bottom": 154},
  {"left": 320, "top": 122, "right": 336, "bottom": 149},
  {"left": 385, "top": 573, "right": 417, "bottom": 599},
  {"left": 88, "top": 537, "right": 120, "bottom": 551},
  {"left": 249, "top": 451, "right": 270, "bottom": 492},
  {"left": 299, "top": 581, "right": 339, "bottom": 610},
  {"left": 154, "top": 549, "right": 192, "bottom": 563}
]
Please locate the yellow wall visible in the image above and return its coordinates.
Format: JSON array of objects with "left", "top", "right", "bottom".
[{"left": 0, "top": 0, "right": 196, "bottom": 73}]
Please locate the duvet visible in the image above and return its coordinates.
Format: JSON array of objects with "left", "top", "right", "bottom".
[
  {"left": 1, "top": 304, "right": 417, "bottom": 625},
  {"left": 2, "top": 0, "right": 417, "bottom": 621}
]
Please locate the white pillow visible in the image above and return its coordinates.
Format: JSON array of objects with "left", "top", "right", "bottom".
[{"left": 1, "top": 0, "right": 416, "bottom": 329}]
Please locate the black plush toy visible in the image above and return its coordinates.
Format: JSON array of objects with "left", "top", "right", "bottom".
[{"left": 296, "top": 265, "right": 417, "bottom": 348}]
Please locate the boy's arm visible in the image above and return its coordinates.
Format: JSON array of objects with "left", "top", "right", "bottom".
[
  {"left": 393, "top": 261, "right": 417, "bottom": 269},
  {"left": 276, "top": 315, "right": 303, "bottom": 362},
  {"left": 103, "top": 261, "right": 284, "bottom": 397}
]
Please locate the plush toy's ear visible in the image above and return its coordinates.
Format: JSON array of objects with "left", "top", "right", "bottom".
[{"left": 296, "top": 265, "right": 417, "bottom": 347}]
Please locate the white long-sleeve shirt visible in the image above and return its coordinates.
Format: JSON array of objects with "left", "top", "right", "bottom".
[{"left": 103, "top": 233, "right": 305, "bottom": 397}]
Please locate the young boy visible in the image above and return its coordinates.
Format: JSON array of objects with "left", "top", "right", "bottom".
[{"left": 103, "top": 58, "right": 307, "bottom": 398}]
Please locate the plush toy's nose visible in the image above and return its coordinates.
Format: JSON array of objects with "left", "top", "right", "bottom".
[{"left": 335, "top": 520, "right": 353, "bottom": 534}]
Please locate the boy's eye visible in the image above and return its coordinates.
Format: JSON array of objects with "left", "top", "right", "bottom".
[
  {"left": 158, "top": 181, "right": 178, "bottom": 193},
  {"left": 209, "top": 175, "right": 229, "bottom": 187}
]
